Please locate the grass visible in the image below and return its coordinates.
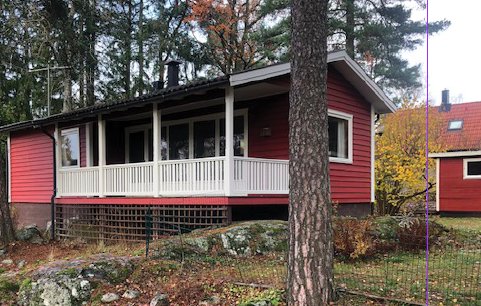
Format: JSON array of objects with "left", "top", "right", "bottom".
[
  {"left": 434, "top": 217, "right": 481, "bottom": 234},
  {"left": 335, "top": 248, "right": 481, "bottom": 305}
]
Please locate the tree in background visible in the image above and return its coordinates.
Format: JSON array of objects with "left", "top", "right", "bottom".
[
  {"left": 375, "top": 99, "right": 446, "bottom": 215},
  {"left": 288, "top": 0, "right": 333, "bottom": 304},
  {"left": 328, "top": 0, "right": 450, "bottom": 94},
  {"left": 185, "top": 0, "right": 289, "bottom": 74}
]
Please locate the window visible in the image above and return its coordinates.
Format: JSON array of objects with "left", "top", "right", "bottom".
[
  {"left": 464, "top": 158, "right": 481, "bottom": 179},
  {"left": 194, "top": 120, "right": 216, "bottom": 158},
  {"left": 61, "top": 128, "right": 80, "bottom": 167},
  {"left": 220, "top": 116, "right": 246, "bottom": 157},
  {"left": 169, "top": 123, "right": 189, "bottom": 160},
  {"left": 448, "top": 120, "right": 463, "bottom": 130},
  {"left": 328, "top": 110, "right": 352, "bottom": 163}
]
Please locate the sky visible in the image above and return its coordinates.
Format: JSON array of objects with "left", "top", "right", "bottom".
[{"left": 404, "top": 0, "right": 481, "bottom": 105}]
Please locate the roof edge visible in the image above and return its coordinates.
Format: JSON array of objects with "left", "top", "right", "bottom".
[
  {"left": 228, "top": 50, "right": 396, "bottom": 114},
  {"left": 429, "top": 151, "right": 481, "bottom": 158}
]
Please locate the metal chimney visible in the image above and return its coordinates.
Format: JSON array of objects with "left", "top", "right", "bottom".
[
  {"left": 439, "top": 89, "right": 451, "bottom": 112},
  {"left": 166, "top": 60, "right": 181, "bottom": 88}
]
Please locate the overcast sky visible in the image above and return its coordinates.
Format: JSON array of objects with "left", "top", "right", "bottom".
[{"left": 404, "top": 0, "right": 481, "bottom": 105}]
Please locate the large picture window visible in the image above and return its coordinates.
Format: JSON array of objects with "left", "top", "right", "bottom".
[
  {"left": 125, "top": 111, "right": 247, "bottom": 162},
  {"left": 328, "top": 110, "right": 353, "bottom": 163},
  {"left": 61, "top": 128, "right": 80, "bottom": 167},
  {"left": 464, "top": 158, "right": 481, "bottom": 179}
]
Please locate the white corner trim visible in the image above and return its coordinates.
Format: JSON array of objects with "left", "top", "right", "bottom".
[
  {"left": 328, "top": 109, "right": 353, "bottom": 164},
  {"left": 429, "top": 151, "right": 481, "bottom": 158},
  {"left": 463, "top": 158, "right": 481, "bottom": 179},
  {"left": 436, "top": 158, "right": 440, "bottom": 211},
  {"left": 370, "top": 106, "right": 375, "bottom": 203},
  {"left": 7, "top": 133, "right": 11, "bottom": 203}
]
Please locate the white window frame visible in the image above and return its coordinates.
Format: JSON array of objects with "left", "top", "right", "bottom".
[
  {"left": 448, "top": 119, "right": 463, "bottom": 131},
  {"left": 328, "top": 109, "right": 353, "bottom": 164},
  {"left": 60, "top": 127, "right": 80, "bottom": 168},
  {"left": 124, "top": 109, "right": 249, "bottom": 161},
  {"left": 463, "top": 158, "right": 481, "bottom": 179}
]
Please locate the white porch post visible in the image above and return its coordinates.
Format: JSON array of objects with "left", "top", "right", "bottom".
[
  {"left": 98, "top": 115, "right": 106, "bottom": 197},
  {"left": 224, "top": 86, "right": 235, "bottom": 196},
  {"left": 153, "top": 103, "right": 161, "bottom": 197},
  {"left": 54, "top": 124, "right": 61, "bottom": 197}
]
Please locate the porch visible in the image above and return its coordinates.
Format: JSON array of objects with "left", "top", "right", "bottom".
[
  {"left": 58, "top": 156, "right": 289, "bottom": 197},
  {"left": 55, "top": 85, "right": 291, "bottom": 199}
]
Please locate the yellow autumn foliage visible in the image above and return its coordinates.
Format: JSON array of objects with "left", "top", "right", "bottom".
[{"left": 375, "top": 98, "right": 447, "bottom": 215}]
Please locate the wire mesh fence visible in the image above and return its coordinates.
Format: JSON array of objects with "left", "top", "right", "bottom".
[{"left": 230, "top": 238, "right": 481, "bottom": 305}]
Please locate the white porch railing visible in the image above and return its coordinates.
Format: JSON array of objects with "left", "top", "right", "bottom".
[
  {"left": 104, "top": 162, "right": 154, "bottom": 196},
  {"left": 58, "top": 167, "right": 100, "bottom": 196},
  {"left": 57, "top": 157, "right": 289, "bottom": 197},
  {"left": 233, "top": 157, "right": 289, "bottom": 194}
]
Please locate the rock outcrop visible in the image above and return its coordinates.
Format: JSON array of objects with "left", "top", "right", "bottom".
[{"left": 17, "top": 255, "right": 137, "bottom": 306}]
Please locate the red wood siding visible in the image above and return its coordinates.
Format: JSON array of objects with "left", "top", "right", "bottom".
[
  {"left": 248, "top": 68, "right": 372, "bottom": 204},
  {"left": 248, "top": 94, "right": 289, "bottom": 159},
  {"left": 10, "top": 128, "right": 54, "bottom": 204},
  {"left": 327, "top": 69, "right": 372, "bottom": 204},
  {"left": 439, "top": 158, "right": 481, "bottom": 212}
]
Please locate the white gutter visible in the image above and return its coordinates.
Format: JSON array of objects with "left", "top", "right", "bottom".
[{"left": 428, "top": 151, "right": 481, "bottom": 158}]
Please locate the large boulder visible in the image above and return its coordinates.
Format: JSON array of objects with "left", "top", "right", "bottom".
[
  {"left": 17, "top": 255, "right": 138, "bottom": 306},
  {"left": 157, "top": 220, "right": 288, "bottom": 258},
  {"left": 16, "top": 225, "right": 44, "bottom": 244}
]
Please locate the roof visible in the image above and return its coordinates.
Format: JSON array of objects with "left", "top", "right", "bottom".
[
  {"left": 436, "top": 101, "right": 481, "bottom": 152},
  {"left": 0, "top": 50, "right": 394, "bottom": 133},
  {"left": 0, "top": 76, "right": 229, "bottom": 132},
  {"left": 231, "top": 50, "right": 396, "bottom": 114}
]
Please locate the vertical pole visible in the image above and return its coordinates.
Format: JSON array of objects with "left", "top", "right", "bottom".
[
  {"left": 47, "top": 64, "right": 51, "bottom": 117},
  {"left": 54, "top": 124, "right": 61, "bottom": 196},
  {"left": 153, "top": 103, "right": 161, "bottom": 197},
  {"left": 98, "top": 115, "right": 106, "bottom": 197},
  {"left": 224, "top": 86, "right": 234, "bottom": 196}
]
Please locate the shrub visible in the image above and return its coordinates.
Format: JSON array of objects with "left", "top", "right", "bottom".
[{"left": 333, "top": 218, "right": 375, "bottom": 259}]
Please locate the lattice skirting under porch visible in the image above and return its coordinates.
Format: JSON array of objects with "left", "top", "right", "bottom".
[{"left": 55, "top": 204, "right": 230, "bottom": 241}]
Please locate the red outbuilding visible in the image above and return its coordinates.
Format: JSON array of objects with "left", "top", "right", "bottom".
[
  {"left": 1, "top": 51, "right": 395, "bottom": 239},
  {"left": 430, "top": 96, "right": 481, "bottom": 215}
]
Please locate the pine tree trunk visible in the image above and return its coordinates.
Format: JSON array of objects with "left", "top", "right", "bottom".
[
  {"left": 137, "top": 0, "right": 144, "bottom": 96},
  {"left": 125, "top": 0, "right": 133, "bottom": 98},
  {"left": 86, "top": 0, "right": 96, "bottom": 106},
  {"left": 345, "top": 0, "right": 355, "bottom": 58},
  {"left": 288, "top": 0, "right": 333, "bottom": 305}
]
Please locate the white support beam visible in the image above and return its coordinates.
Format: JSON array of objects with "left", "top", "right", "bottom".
[
  {"left": 153, "top": 103, "right": 161, "bottom": 197},
  {"left": 98, "top": 115, "right": 106, "bottom": 197},
  {"left": 54, "top": 124, "right": 61, "bottom": 198},
  {"left": 224, "top": 86, "right": 235, "bottom": 196}
]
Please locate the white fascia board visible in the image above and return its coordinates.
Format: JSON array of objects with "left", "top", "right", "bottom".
[
  {"left": 230, "top": 63, "right": 290, "bottom": 87},
  {"left": 228, "top": 50, "right": 396, "bottom": 114},
  {"left": 429, "top": 151, "right": 481, "bottom": 158},
  {"left": 327, "top": 51, "right": 397, "bottom": 114}
]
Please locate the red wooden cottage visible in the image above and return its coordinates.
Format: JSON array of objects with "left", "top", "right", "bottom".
[
  {"left": 1, "top": 50, "right": 395, "bottom": 239},
  {"left": 430, "top": 95, "right": 481, "bottom": 215}
]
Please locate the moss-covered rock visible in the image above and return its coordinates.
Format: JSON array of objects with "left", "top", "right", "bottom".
[{"left": 16, "top": 255, "right": 138, "bottom": 306}]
